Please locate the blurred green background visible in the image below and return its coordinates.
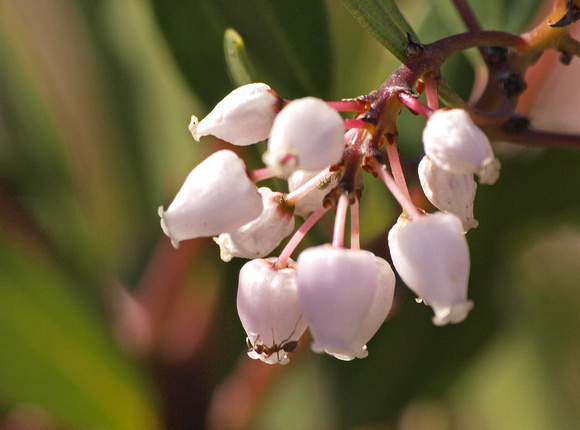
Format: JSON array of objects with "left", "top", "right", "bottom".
[{"left": 1, "top": 0, "right": 579, "bottom": 429}]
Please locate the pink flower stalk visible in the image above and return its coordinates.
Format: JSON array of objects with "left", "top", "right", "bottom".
[
  {"left": 398, "top": 92, "right": 434, "bottom": 118},
  {"left": 286, "top": 168, "right": 338, "bottom": 218}
]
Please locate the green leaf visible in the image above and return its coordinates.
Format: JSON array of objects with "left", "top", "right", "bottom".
[
  {"left": 151, "top": 0, "right": 334, "bottom": 102},
  {"left": 223, "top": 28, "right": 256, "bottom": 87},
  {"left": 0, "top": 241, "right": 158, "bottom": 429},
  {"left": 340, "top": 0, "right": 418, "bottom": 62}
]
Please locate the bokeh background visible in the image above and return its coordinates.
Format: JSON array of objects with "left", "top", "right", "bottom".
[{"left": 1, "top": 0, "right": 579, "bottom": 429}]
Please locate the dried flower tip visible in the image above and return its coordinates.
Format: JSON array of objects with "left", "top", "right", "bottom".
[
  {"left": 388, "top": 212, "right": 473, "bottom": 325},
  {"left": 297, "top": 245, "right": 395, "bottom": 360},
  {"left": 190, "top": 83, "right": 281, "bottom": 146},
  {"left": 159, "top": 150, "right": 263, "bottom": 248},
  {"left": 263, "top": 97, "right": 345, "bottom": 177},
  {"left": 418, "top": 156, "right": 478, "bottom": 232},
  {"left": 214, "top": 187, "right": 295, "bottom": 261},
  {"left": 237, "top": 258, "right": 308, "bottom": 365},
  {"left": 422, "top": 109, "right": 500, "bottom": 184}
]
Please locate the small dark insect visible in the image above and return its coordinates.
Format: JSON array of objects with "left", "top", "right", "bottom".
[{"left": 246, "top": 318, "right": 301, "bottom": 362}]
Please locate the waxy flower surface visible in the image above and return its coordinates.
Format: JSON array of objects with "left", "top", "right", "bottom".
[
  {"left": 159, "top": 149, "right": 263, "bottom": 248},
  {"left": 296, "top": 245, "right": 395, "bottom": 360},
  {"left": 263, "top": 97, "right": 346, "bottom": 176},
  {"left": 214, "top": 187, "right": 295, "bottom": 261},
  {"left": 422, "top": 109, "right": 501, "bottom": 185},
  {"left": 418, "top": 155, "right": 479, "bottom": 232},
  {"left": 160, "top": 68, "right": 509, "bottom": 364},
  {"left": 189, "top": 83, "right": 281, "bottom": 146},
  {"left": 237, "top": 257, "right": 308, "bottom": 365},
  {"left": 388, "top": 212, "right": 473, "bottom": 326}
]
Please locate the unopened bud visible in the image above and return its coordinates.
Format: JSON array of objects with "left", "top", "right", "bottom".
[
  {"left": 263, "top": 97, "right": 345, "bottom": 177},
  {"left": 388, "top": 212, "right": 473, "bottom": 325},
  {"left": 422, "top": 109, "right": 500, "bottom": 185},
  {"left": 418, "top": 156, "right": 478, "bottom": 232},
  {"left": 159, "top": 150, "right": 263, "bottom": 248},
  {"left": 190, "top": 83, "right": 281, "bottom": 146},
  {"left": 237, "top": 258, "right": 308, "bottom": 365},
  {"left": 297, "top": 245, "right": 395, "bottom": 360},
  {"left": 214, "top": 187, "right": 295, "bottom": 261}
]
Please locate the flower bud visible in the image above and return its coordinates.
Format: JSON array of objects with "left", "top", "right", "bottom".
[
  {"left": 263, "top": 97, "right": 345, "bottom": 177},
  {"left": 189, "top": 83, "right": 281, "bottom": 146},
  {"left": 214, "top": 187, "right": 295, "bottom": 261},
  {"left": 388, "top": 212, "right": 473, "bottom": 325},
  {"left": 287, "top": 170, "right": 339, "bottom": 218},
  {"left": 237, "top": 258, "right": 308, "bottom": 365},
  {"left": 297, "top": 245, "right": 395, "bottom": 360},
  {"left": 159, "top": 150, "right": 263, "bottom": 248},
  {"left": 418, "top": 156, "right": 478, "bottom": 232},
  {"left": 422, "top": 109, "right": 500, "bottom": 184}
]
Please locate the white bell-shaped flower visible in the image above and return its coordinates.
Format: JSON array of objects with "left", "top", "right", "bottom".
[
  {"left": 297, "top": 245, "right": 395, "bottom": 360},
  {"left": 263, "top": 97, "right": 345, "bottom": 177},
  {"left": 159, "top": 150, "right": 263, "bottom": 248},
  {"left": 418, "top": 156, "right": 479, "bottom": 232},
  {"left": 189, "top": 83, "right": 281, "bottom": 146},
  {"left": 388, "top": 212, "right": 473, "bottom": 326},
  {"left": 287, "top": 170, "right": 339, "bottom": 218},
  {"left": 422, "top": 109, "right": 501, "bottom": 185},
  {"left": 237, "top": 257, "right": 308, "bottom": 365},
  {"left": 214, "top": 187, "right": 295, "bottom": 261}
]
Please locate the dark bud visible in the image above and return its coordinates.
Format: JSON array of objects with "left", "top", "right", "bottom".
[
  {"left": 560, "top": 51, "right": 573, "bottom": 65},
  {"left": 404, "top": 33, "right": 426, "bottom": 58},
  {"left": 498, "top": 72, "right": 527, "bottom": 98},
  {"left": 483, "top": 46, "right": 510, "bottom": 67},
  {"left": 503, "top": 114, "right": 530, "bottom": 134},
  {"left": 357, "top": 109, "right": 378, "bottom": 126},
  {"left": 549, "top": 0, "right": 580, "bottom": 27}
]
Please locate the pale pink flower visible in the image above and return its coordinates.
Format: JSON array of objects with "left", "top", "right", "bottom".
[
  {"left": 237, "top": 258, "right": 308, "bottom": 365},
  {"left": 159, "top": 150, "right": 263, "bottom": 248},
  {"left": 189, "top": 83, "right": 281, "bottom": 146},
  {"left": 388, "top": 212, "right": 473, "bottom": 325}
]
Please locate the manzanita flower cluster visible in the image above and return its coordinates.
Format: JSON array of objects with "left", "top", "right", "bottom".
[{"left": 158, "top": 77, "right": 503, "bottom": 364}]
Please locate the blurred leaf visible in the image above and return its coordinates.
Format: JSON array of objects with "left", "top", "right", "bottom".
[
  {"left": 151, "top": 0, "right": 334, "bottom": 103},
  {"left": 506, "top": 225, "right": 580, "bottom": 427},
  {"left": 340, "top": 0, "right": 418, "bottom": 62},
  {"left": 0, "top": 240, "right": 158, "bottom": 429},
  {"left": 223, "top": 28, "right": 256, "bottom": 87},
  {"left": 451, "top": 329, "right": 555, "bottom": 430},
  {"left": 251, "top": 357, "right": 339, "bottom": 430}
]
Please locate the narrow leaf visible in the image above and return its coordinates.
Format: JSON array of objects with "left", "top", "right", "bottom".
[
  {"left": 224, "top": 28, "right": 256, "bottom": 87},
  {"left": 341, "top": 0, "right": 418, "bottom": 62},
  {"left": 0, "top": 243, "right": 158, "bottom": 430},
  {"left": 151, "top": 0, "right": 334, "bottom": 102}
]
